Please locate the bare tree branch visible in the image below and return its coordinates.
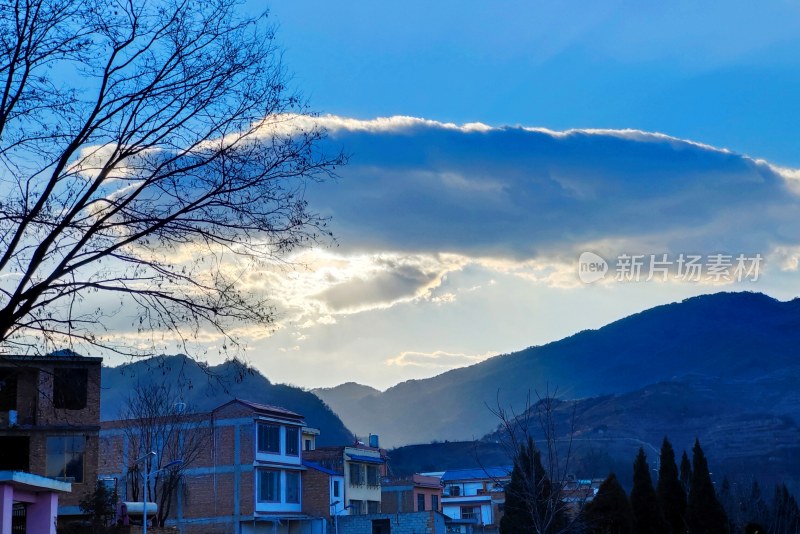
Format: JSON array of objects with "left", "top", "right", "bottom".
[{"left": 0, "top": 0, "right": 344, "bottom": 359}]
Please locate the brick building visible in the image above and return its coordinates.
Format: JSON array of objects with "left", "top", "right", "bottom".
[
  {"left": 100, "top": 399, "right": 326, "bottom": 533},
  {"left": 0, "top": 351, "right": 102, "bottom": 524},
  {"left": 303, "top": 443, "right": 388, "bottom": 516},
  {"left": 381, "top": 474, "right": 442, "bottom": 514},
  {"left": 301, "top": 460, "right": 344, "bottom": 523},
  {"left": 337, "top": 510, "right": 448, "bottom": 534}
]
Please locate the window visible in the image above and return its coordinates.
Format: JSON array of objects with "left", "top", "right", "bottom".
[
  {"left": 349, "top": 463, "right": 363, "bottom": 486},
  {"left": 286, "top": 471, "right": 300, "bottom": 503},
  {"left": 461, "top": 506, "right": 478, "bottom": 520},
  {"left": 366, "top": 465, "right": 380, "bottom": 486},
  {"left": 257, "top": 423, "right": 280, "bottom": 454},
  {"left": 53, "top": 368, "right": 88, "bottom": 410},
  {"left": 46, "top": 436, "right": 85, "bottom": 482},
  {"left": 367, "top": 500, "right": 380, "bottom": 514},
  {"left": 417, "top": 493, "right": 426, "bottom": 511},
  {"left": 432, "top": 494, "right": 439, "bottom": 512},
  {"left": 285, "top": 426, "right": 299, "bottom": 456},
  {"left": 333, "top": 480, "right": 340, "bottom": 497},
  {"left": 448, "top": 485, "right": 461, "bottom": 496},
  {"left": 349, "top": 500, "right": 362, "bottom": 515},
  {"left": 257, "top": 469, "right": 280, "bottom": 502},
  {"left": 0, "top": 369, "right": 17, "bottom": 411},
  {"left": 304, "top": 439, "right": 312, "bottom": 451}
]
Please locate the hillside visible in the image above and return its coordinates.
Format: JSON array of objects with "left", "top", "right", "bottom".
[
  {"left": 315, "top": 292, "right": 800, "bottom": 447},
  {"left": 101, "top": 355, "right": 354, "bottom": 446}
]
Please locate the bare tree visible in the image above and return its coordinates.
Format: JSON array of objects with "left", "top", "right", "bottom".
[
  {"left": 0, "top": 0, "right": 343, "bottom": 357},
  {"left": 121, "top": 381, "right": 208, "bottom": 527},
  {"left": 488, "top": 390, "right": 584, "bottom": 534}
]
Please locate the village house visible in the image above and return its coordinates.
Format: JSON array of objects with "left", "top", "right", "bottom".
[
  {"left": 302, "top": 438, "right": 388, "bottom": 516},
  {"left": 100, "top": 399, "right": 326, "bottom": 534},
  {"left": 381, "top": 474, "right": 442, "bottom": 514},
  {"left": 0, "top": 351, "right": 102, "bottom": 530},
  {"left": 439, "top": 467, "right": 511, "bottom": 534}
]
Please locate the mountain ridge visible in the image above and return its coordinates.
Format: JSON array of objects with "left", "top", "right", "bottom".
[
  {"left": 101, "top": 355, "right": 354, "bottom": 446},
  {"left": 314, "top": 291, "right": 800, "bottom": 447}
]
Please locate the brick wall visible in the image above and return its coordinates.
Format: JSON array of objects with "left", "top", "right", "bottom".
[
  {"left": 338, "top": 511, "right": 447, "bottom": 534},
  {"left": 303, "top": 467, "right": 332, "bottom": 519}
]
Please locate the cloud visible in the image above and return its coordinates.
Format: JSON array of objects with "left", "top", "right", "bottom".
[
  {"left": 386, "top": 350, "right": 498, "bottom": 369},
  {"left": 302, "top": 115, "right": 800, "bottom": 266}
]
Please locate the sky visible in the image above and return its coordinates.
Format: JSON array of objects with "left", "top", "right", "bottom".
[{"left": 191, "top": 0, "right": 800, "bottom": 390}]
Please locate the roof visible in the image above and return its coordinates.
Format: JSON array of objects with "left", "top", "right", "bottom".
[
  {"left": 441, "top": 466, "right": 512, "bottom": 482},
  {"left": 1, "top": 352, "right": 103, "bottom": 364},
  {"left": 347, "top": 453, "right": 385, "bottom": 465},
  {"left": 303, "top": 460, "right": 342, "bottom": 476},
  {"left": 0, "top": 471, "right": 72, "bottom": 493},
  {"left": 214, "top": 399, "right": 305, "bottom": 421}
]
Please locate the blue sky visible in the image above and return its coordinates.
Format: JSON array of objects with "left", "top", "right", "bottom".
[{"left": 216, "top": 1, "right": 800, "bottom": 389}]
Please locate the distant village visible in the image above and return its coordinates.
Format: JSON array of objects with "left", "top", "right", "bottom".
[{"left": 0, "top": 352, "right": 606, "bottom": 534}]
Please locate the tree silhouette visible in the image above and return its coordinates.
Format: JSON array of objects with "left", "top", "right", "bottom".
[
  {"left": 582, "top": 473, "right": 633, "bottom": 534},
  {"left": 631, "top": 447, "right": 667, "bottom": 534},
  {"left": 0, "top": 0, "right": 343, "bottom": 358},
  {"left": 657, "top": 438, "right": 686, "bottom": 534},
  {"left": 685, "top": 439, "right": 728, "bottom": 534}
]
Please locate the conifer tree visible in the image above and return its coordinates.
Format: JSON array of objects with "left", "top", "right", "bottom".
[
  {"left": 685, "top": 439, "right": 728, "bottom": 534},
  {"left": 770, "top": 483, "right": 800, "bottom": 534},
  {"left": 679, "top": 451, "right": 692, "bottom": 495},
  {"left": 744, "top": 481, "right": 770, "bottom": 527},
  {"left": 582, "top": 473, "right": 633, "bottom": 534},
  {"left": 657, "top": 438, "right": 687, "bottom": 534},
  {"left": 500, "top": 436, "right": 565, "bottom": 534},
  {"left": 631, "top": 448, "right": 668, "bottom": 534}
]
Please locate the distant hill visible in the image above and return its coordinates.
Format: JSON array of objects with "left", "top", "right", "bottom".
[
  {"left": 314, "top": 292, "right": 800, "bottom": 447},
  {"left": 101, "top": 355, "right": 354, "bottom": 446}
]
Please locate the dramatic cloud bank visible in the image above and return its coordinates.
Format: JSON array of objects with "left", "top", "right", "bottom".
[{"left": 106, "top": 115, "right": 800, "bottom": 388}]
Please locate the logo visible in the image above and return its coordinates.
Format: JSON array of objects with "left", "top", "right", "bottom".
[{"left": 578, "top": 252, "right": 608, "bottom": 284}]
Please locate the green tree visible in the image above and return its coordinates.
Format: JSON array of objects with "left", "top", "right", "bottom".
[
  {"left": 657, "top": 438, "right": 687, "bottom": 534},
  {"left": 500, "top": 436, "right": 565, "bottom": 534},
  {"left": 79, "top": 481, "right": 117, "bottom": 529},
  {"left": 743, "top": 481, "right": 770, "bottom": 527},
  {"left": 631, "top": 447, "right": 667, "bottom": 534},
  {"left": 679, "top": 451, "right": 692, "bottom": 495},
  {"left": 582, "top": 473, "right": 633, "bottom": 534},
  {"left": 770, "top": 483, "right": 800, "bottom": 534},
  {"left": 685, "top": 439, "right": 728, "bottom": 534}
]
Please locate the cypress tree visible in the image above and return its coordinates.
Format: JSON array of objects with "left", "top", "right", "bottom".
[
  {"left": 745, "top": 481, "right": 770, "bottom": 527},
  {"left": 657, "top": 438, "right": 687, "bottom": 534},
  {"left": 500, "top": 436, "right": 563, "bottom": 534},
  {"left": 631, "top": 447, "right": 667, "bottom": 534},
  {"left": 679, "top": 451, "right": 692, "bottom": 495},
  {"left": 582, "top": 473, "right": 633, "bottom": 534},
  {"left": 685, "top": 439, "right": 728, "bottom": 534},
  {"left": 770, "top": 483, "right": 800, "bottom": 534}
]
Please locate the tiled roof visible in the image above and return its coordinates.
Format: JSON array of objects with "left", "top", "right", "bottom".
[
  {"left": 441, "top": 466, "right": 512, "bottom": 482},
  {"left": 215, "top": 399, "right": 304, "bottom": 420}
]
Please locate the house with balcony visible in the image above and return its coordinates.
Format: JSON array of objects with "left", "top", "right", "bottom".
[
  {"left": 100, "top": 398, "right": 325, "bottom": 534},
  {"left": 0, "top": 351, "right": 102, "bottom": 529},
  {"left": 303, "top": 440, "right": 388, "bottom": 516},
  {"left": 440, "top": 467, "right": 511, "bottom": 534}
]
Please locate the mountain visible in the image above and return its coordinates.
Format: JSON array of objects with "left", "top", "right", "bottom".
[
  {"left": 314, "top": 292, "right": 800, "bottom": 447},
  {"left": 101, "top": 355, "right": 354, "bottom": 446}
]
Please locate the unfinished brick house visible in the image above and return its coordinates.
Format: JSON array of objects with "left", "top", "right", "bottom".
[
  {"left": 100, "top": 399, "right": 327, "bottom": 534},
  {"left": 0, "top": 351, "right": 103, "bottom": 523},
  {"left": 302, "top": 441, "right": 389, "bottom": 517}
]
